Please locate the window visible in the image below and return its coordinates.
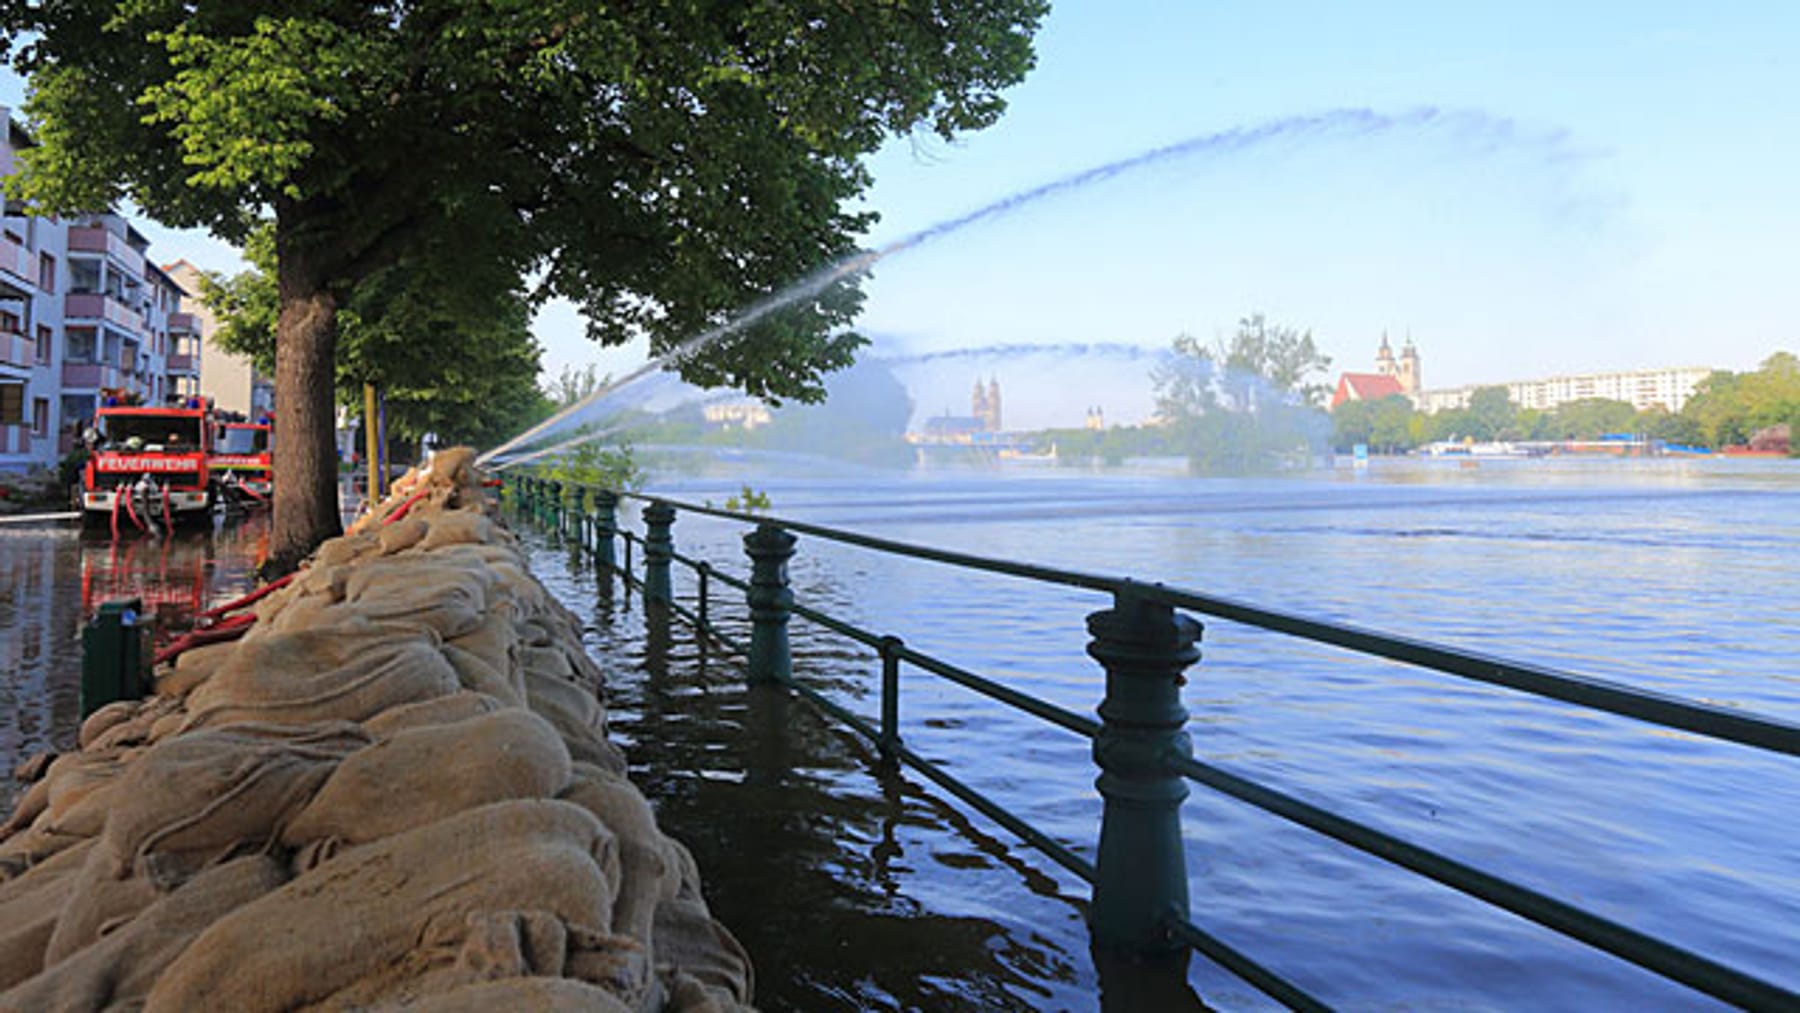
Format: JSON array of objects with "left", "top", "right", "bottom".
[
  {"left": 34, "top": 325, "right": 51, "bottom": 364},
  {"left": 66, "top": 328, "right": 96, "bottom": 363},
  {"left": 37, "top": 252, "right": 54, "bottom": 293},
  {"left": 0, "top": 310, "right": 18, "bottom": 336},
  {"left": 31, "top": 397, "right": 48, "bottom": 438},
  {"left": 0, "top": 382, "right": 22, "bottom": 425}
]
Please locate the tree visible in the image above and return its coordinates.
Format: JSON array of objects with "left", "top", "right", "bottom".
[
  {"left": 1463, "top": 386, "right": 1516, "bottom": 441},
  {"left": 5, "top": 3, "right": 1048, "bottom": 570},
  {"left": 1151, "top": 315, "right": 1332, "bottom": 472},
  {"left": 200, "top": 224, "right": 554, "bottom": 452}
]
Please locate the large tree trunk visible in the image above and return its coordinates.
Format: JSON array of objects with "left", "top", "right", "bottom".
[{"left": 266, "top": 227, "right": 344, "bottom": 576}]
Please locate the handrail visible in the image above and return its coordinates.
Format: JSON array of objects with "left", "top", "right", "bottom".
[
  {"left": 607, "top": 488, "right": 1800, "bottom": 759},
  {"left": 506, "top": 475, "right": 1799, "bottom": 1009}
]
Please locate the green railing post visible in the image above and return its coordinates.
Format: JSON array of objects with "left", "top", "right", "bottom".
[
  {"left": 643, "top": 501, "right": 676, "bottom": 603},
  {"left": 81, "top": 598, "right": 152, "bottom": 719},
  {"left": 1087, "top": 584, "right": 1201, "bottom": 958},
  {"left": 879, "top": 635, "right": 904, "bottom": 763},
  {"left": 592, "top": 489, "right": 619, "bottom": 572},
  {"left": 744, "top": 523, "right": 797, "bottom": 686}
]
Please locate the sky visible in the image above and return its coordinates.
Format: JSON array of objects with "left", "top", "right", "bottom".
[{"left": 5, "top": 2, "right": 1797, "bottom": 430}]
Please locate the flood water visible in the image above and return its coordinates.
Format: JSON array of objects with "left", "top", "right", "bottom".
[{"left": 3, "top": 458, "right": 1796, "bottom": 1009}]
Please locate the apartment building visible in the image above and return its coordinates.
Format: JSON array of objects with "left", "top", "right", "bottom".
[
  {"left": 166, "top": 259, "right": 271, "bottom": 419},
  {"left": 1412, "top": 366, "right": 1715, "bottom": 415},
  {"left": 1, "top": 107, "right": 198, "bottom": 474}
]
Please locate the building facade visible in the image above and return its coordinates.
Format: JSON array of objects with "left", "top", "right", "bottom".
[
  {"left": 165, "top": 260, "right": 271, "bottom": 419},
  {"left": 1, "top": 107, "right": 198, "bottom": 473},
  {"left": 1412, "top": 366, "right": 1714, "bottom": 415}
]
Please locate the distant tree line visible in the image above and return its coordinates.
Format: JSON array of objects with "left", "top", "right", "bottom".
[
  {"left": 1033, "top": 314, "right": 1334, "bottom": 472},
  {"left": 1331, "top": 351, "right": 1800, "bottom": 455}
]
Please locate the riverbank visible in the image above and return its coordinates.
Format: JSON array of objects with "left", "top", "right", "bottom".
[{"left": 0, "top": 450, "right": 751, "bottom": 1009}]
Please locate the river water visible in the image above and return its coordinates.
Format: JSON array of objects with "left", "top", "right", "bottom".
[{"left": 3, "top": 458, "right": 1796, "bottom": 1009}]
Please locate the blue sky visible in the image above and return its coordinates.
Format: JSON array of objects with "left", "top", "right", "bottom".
[{"left": 5, "top": 2, "right": 1796, "bottom": 418}]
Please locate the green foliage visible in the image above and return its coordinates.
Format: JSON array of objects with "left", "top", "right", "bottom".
[
  {"left": 1150, "top": 314, "right": 1333, "bottom": 473},
  {"left": 198, "top": 222, "right": 552, "bottom": 448},
  {"left": 542, "top": 438, "right": 644, "bottom": 494},
  {"left": 723, "top": 486, "right": 772, "bottom": 514},
  {"left": 5, "top": 0, "right": 1048, "bottom": 401}
]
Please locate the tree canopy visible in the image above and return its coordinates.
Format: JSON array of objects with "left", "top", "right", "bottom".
[
  {"left": 1149, "top": 314, "right": 1333, "bottom": 472},
  {"left": 3, "top": 1, "right": 1049, "bottom": 566}
]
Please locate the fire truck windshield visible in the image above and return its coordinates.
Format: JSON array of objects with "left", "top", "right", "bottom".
[
  {"left": 219, "top": 426, "right": 270, "bottom": 454},
  {"left": 98, "top": 414, "right": 203, "bottom": 451}
]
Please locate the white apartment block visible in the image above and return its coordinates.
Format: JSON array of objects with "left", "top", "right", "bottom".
[
  {"left": 1, "top": 108, "right": 201, "bottom": 474},
  {"left": 1412, "top": 366, "right": 1715, "bottom": 415}
]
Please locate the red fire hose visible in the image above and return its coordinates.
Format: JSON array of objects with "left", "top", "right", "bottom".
[
  {"left": 110, "top": 490, "right": 121, "bottom": 540},
  {"left": 162, "top": 485, "right": 172, "bottom": 531},
  {"left": 152, "top": 611, "right": 257, "bottom": 668}
]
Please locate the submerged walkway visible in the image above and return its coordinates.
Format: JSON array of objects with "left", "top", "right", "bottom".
[{"left": 0, "top": 450, "right": 752, "bottom": 1010}]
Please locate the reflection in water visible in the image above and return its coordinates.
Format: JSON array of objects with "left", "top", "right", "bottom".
[
  {"left": 559, "top": 551, "right": 1099, "bottom": 1011},
  {"left": 0, "top": 514, "right": 269, "bottom": 810}
]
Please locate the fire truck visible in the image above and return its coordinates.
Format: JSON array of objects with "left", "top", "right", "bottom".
[
  {"left": 80, "top": 391, "right": 216, "bottom": 529},
  {"left": 211, "top": 418, "right": 274, "bottom": 504}
]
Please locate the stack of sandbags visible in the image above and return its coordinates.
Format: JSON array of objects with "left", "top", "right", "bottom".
[{"left": 0, "top": 449, "right": 753, "bottom": 1011}]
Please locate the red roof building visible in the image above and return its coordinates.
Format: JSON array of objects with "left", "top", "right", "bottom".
[{"left": 1329, "top": 372, "right": 1407, "bottom": 409}]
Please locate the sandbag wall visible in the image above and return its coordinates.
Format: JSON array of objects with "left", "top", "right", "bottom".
[{"left": 0, "top": 449, "right": 753, "bottom": 1011}]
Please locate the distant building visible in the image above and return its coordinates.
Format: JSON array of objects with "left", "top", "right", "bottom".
[
  {"left": 702, "top": 399, "right": 772, "bottom": 430},
  {"left": 165, "top": 260, "right": 273, "bottom": 418},
  {"left": 1330, "top": 333, "right": 1419, "bottom": 409},
  {"left": 2, "top": 105, "right": 199, "bottom": 473},
  {"left": 1413, "top": 366, "right": 1714, "bottom": 414},
  {"left": 917, "top": 377, "right": 1003, "bottom": 442},
  {"left": 1084, "top": 406, "right": 1104, "bottom": 430}
]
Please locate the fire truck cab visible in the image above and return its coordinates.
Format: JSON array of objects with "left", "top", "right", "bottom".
[
  {"left": 212, "top": 419, "right": 274, "bottom": 502},
  {"left": 81, "top": 393, "right": 216, "bottom": 523}
]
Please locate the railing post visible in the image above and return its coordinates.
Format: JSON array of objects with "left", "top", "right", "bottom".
[
  {"left": 879, "top": 636, "right": 904, "bottom": 762},
  {"left": 1087, "top": 584, "right": 1200, "bottom": 958},
  {"left": 642, "top": 501, "right": 676, "bottom": 603},
  {"left": 592, "top": 489, "right": 619, "bottom": 571},
  {"left": 743, "top": 523, "right": 796, "bottom": 686},
  {"left": 696, "top": 562, "right": 711, "bottom": 632}
]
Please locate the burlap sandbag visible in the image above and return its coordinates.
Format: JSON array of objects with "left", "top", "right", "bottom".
[
  {"left": 653, "top": 839, "right": 754, "bottom": 1010},
  {"left": 378, "top": 516, "right": 430, "bottom": 554},
  {"left": 183, "top": 618, "right": 459, "bottom": 729},
  {"left": 281, "top": 709, "right": 574, "bottom": 848},
  {"left": 359, "top": 690, "right": 504, "bottom": 738},
  {"left": 414, "top": 509, "right": 496, "bottom": 553},
  {"left": 0, "top": 855, "right": 287, "bottom": 1012},
  {"left": 527, "top": 671, "right": 626, "bottom": 773},
  {"left": 41, "top": 842, "right": 158, "bottom": 966},
  {"left": 0, "top": 838, "right": 94, "bottom": 990},
  {"left": 36, "top": 750, "right": 131, "bottom": 840},
  {"left": 402, "top": 975, "right": 636, "bottom": 1012},
  {"left": 145, "top": 799, "right": 618, "bottom": 1012},
  {"left": 557, "top": 763, "right": 680, "bottom": 945},
  {"left": 339, "top": 557, "right": 494, "bottom": 641},
  {"left": 444, "top": 602, "right": 526, "bottom": 706},
  {"left": 98, "top": 722, "right": 370, "bottom": 882}
]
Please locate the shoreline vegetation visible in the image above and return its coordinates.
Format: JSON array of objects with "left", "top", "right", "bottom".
[{"left": 544, "top": 342, "right": 1798, "bottom": 479}]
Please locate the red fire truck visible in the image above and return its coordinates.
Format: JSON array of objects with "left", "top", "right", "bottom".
[
  {"left": 211, "top": 419, "right": 273, "bottom": 504},
  {"left": 80, "top": 392, "right": 216, "bottom": 529}
]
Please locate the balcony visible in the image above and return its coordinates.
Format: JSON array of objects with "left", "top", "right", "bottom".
[
  {"left": 64, "top": 292, "right": 146, "bottom": 335},
  {"left": 62, "top": 362, "right": 128, "bottom": 390},
  {"left": 0, "top": 235, "right": 29, "bottom": 289},
  {"left": 167, "top": 352, "right": 198, "bottom": 375},
  {"left": 168, "top": 311, "right": 200, "bottom": 334},
  {"left": 66, "top": 225, "right": 147, "bottom": 278},
  {"left": 0, "top": 332, "right": 32, "bottom": 370}
]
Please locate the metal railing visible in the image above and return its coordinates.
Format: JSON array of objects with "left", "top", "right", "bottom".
[{"left": 509, "top": 475, "right": 1798, "bottom": 1011}]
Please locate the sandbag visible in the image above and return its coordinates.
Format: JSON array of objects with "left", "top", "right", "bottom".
[
  {"left": 281, "top": 710, "right": 575, "bottom": 848},
  {"left": 359, "top": 691, "right": 503, "bottom": 738},
  {"left": 183, "top": 619, "right": 459, "bottom": 729},
  {"left": 0, "top": 855, "right": 287, "bottom": 1012},
  {"left": 98, "top": 722, "right": 369, "bottom": 882},
  {"left": 402, "top": 974, "right": 636, "bottom": 1012},
  {"left": 145, "top": 800, "right": 618, "bottom": 1013}
]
